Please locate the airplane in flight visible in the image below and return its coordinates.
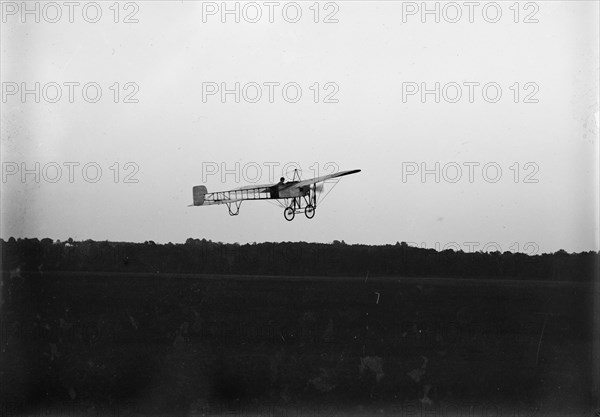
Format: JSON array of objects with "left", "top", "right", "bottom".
[{"left": 190, "top": 169, "right": 361, "bottom": 221}]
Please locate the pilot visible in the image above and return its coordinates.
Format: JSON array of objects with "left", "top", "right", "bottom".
[{"left": 270, "top": 177, "right": 286, "bottom": 199}]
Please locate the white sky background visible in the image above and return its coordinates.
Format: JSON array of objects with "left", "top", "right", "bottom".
[{"left": 1, "top": 1, "right": 599, "bottom": 254}]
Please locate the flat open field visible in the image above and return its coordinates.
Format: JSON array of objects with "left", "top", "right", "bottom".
[{"left": 1, "top": 271, "right": 596, "bottom": 416}]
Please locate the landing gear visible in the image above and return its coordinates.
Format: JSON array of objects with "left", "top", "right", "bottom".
[
  {"left": 305, "top": 204, "right": 315, "bottom": 219},
  {"left": 226, "top": 201, "right": 242, "bottom": 216},
  {"left": 281, "top": 174, "right": 318, "bottom": 221},
  {"left": 283, "top": 201, "right": 316, "bottom": 221},
  {"left": 284, "top": 207, "right": 295, "bottom": 221}
]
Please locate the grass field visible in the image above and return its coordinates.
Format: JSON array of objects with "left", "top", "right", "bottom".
[{"left": 1, "top": 271, "right": 596, "bottom": 416}]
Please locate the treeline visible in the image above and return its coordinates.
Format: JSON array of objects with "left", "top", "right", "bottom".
[{"left": 0, "top": 237, "right": 597, "bottom": 281}]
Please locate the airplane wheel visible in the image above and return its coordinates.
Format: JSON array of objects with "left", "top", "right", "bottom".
[
  {"left": 284, "top": 207, "right": 295, "bottom": 221},
  {"left": 305, "top": 205, "right": 315, "bottom": 219}
]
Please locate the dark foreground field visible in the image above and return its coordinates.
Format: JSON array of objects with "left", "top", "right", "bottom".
[{"left": 1, "top": 271, "right": 596, "bottom": 416}]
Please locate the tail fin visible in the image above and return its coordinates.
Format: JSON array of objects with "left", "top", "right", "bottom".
[{"left": 192, "top": 185, "right": 208, "bottom": 206}]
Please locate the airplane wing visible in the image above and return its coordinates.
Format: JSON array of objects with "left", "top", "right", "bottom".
[{"left": 286, "top": 169, "right": 361, "bottom": 190}]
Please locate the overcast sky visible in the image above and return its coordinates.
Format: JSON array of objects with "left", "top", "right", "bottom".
[{"left": 1, "top": 1, "right": 598, "bottom": 254}]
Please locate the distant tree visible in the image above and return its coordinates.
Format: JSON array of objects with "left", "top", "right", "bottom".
[{"left": 0, "top": 237, "right": 597, "bottom": 281}]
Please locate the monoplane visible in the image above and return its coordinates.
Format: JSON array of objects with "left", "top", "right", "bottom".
[{"left": 190, "top": 169, "right": 361, "bottom": 221}]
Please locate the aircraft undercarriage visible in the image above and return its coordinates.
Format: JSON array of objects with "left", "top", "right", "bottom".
[{"left": 283, "top": 187, "right": 317, "bottom": 221}]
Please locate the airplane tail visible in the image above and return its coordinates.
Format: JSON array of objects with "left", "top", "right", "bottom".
[{"left": 192, "top": 185, "right": 208, "bottom": 206}]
